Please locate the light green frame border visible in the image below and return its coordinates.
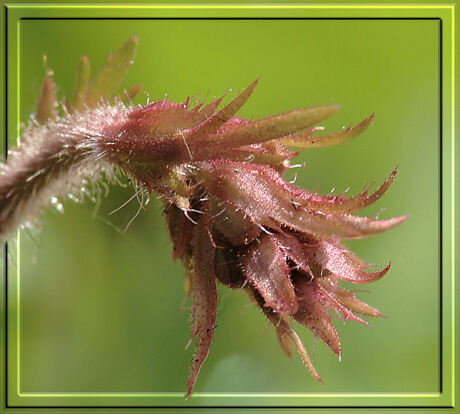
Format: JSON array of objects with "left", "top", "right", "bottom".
[{"left": 2, "top": 3, "right": 456, "bottom": 410}]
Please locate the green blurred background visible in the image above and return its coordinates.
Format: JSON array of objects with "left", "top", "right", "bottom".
[{"left": 16, "top": 18, "right": 439, "bottom": 396}]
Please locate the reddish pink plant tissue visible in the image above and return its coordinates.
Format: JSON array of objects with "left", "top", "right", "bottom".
[{"left": 0, "top": 36, "right": 407, "bottom": 397}]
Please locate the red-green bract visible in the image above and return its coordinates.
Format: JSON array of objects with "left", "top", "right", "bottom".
[{"left": 0, "top": 36, "right": 407, "bottom": 398}]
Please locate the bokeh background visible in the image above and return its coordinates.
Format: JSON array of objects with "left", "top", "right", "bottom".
[{"left": 16, "top": 18, "right": 439, "bottom": 396}]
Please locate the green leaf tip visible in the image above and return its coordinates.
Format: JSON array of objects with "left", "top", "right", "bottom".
[
  {"left": 85, "top": 35, "right": 139, "bottom": 108},
  {"left": 282, "top": 112, "right": 375, "bottom": 149}
]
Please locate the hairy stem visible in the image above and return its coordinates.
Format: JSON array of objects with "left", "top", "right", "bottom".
[{"left": 0, "top": 106, "right": 124, "bottom": 238}]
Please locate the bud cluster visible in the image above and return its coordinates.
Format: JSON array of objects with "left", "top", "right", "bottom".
[{"left": 0, "top": 36, "right": 407, "bottom": 397}]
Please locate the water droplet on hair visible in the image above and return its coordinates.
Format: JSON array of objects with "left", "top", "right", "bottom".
[
  {"left": 50, "top": 196, "right": 64, "bottom": 213},
  {"left": 68, "top": 193, "right": 80, "bottom": 203}
]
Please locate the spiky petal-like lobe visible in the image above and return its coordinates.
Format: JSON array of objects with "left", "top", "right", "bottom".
[
  {"left": 247, "top": 286, "right": 321, "bottom": 383},
  {"left": 197, "top": 160, "right": 406, "bottom": 239},
  {"left": 292, "top": 273, "right": 341, "bottom": 357},
  {"left": 36, "top": 71, "right": 57, "bottom": 124},
  {"left": 240, "top": 234, "right": 298, "bottom": 314},
  {"left": 186, "top": 216, "right": 217, "bottom": 398},
  {"left": 280, "top": 113, "right": 375, "bottom": 148}
]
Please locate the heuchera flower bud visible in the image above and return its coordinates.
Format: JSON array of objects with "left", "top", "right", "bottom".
[{"left": 0, "top": 36, "right": 407, "bottom": 398}]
